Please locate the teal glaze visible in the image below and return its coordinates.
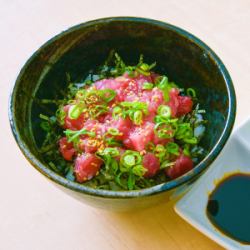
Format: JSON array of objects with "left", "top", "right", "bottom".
[{"left": 9, "top": 17, "right": 236, "bottom": 211}]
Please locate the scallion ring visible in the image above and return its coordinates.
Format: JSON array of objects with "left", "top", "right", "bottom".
[
  {"left": 101, "top": 147, "right": 120, "bottom": 157},
  {"left": 187, "top": 88, "right": 196, "bottom": 98},
  {"left": 68, "top": 105, "right": 82, "bottom": 119},
  {"left": 133, "top": 110, "right": 143, "bottom": 125},
  {"left": 132, "top": 165, "right": 147, "bottom": 177},
  {"left": 157, "top": 105, "right": 171, "bottom": 119},
  {"left": 154, "top": 144, "right": 166, "bottom": 159},
  {"left": 120, "top": 150, "right": 142, "bottom": 172},
  {"left": 99, "top": 89, "right": 116, "bottom": 102},
  {"left": 166, "top": 142, "right": 179, "bottom": 155},
  {"left": 107, "top": 127, "right": 121, "bottom": 136},
  {"left": 142, "top": 82, "right": 154, "bottom": 90},
  {"left": 160, "top": 160, "right": 176, "bottom": 169}
]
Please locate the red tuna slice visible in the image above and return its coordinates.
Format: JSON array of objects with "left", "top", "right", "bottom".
[
  {"left": 142, "top": 152, "right": 160, "bottom": 178},
  {"left": 165, "top": 154, "right": 194, "bottom": 179},
  {"left": 94, "top": 78, "right": 122, "bottom": 90},
  {"left": 74, "top": 153, "right": 103, "bottom": 182},
  {"left": 59, "top": 137, "right": 76, "bottom": 161}
]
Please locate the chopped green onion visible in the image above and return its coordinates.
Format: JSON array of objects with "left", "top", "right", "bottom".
[
  {"left": 99, "top": 89, "right": 116, "bottom": 102},
  {"left": 110, "top": 159, "right": 119, "bottom": 173},
  {"left": 84, "top": 80, "right": 92, "bottom": 85},
  {"left": 148, "top": 62, "right": 156, "bottom": 70},
  {"left": 112, "top": 106, "right": 122, "bottom": 119},
  {"left": 157, "top": 105, "right": 171, "bottom": 119},
  {"left": 124, "top": 155, "right": 136, "bottom": 167},
  {"left": 154, "top": 144, "right": 166, "bottom": 160},
  {"left": 75, "top": 89, "right": 87, "bottom": 100},
  {"left": 105, "top": 138, "right": 122, "bottom": 146},
  {"left": 64, "top": 128, "right": 95, "bottom": 142},
  {"left": 154, "top": 122, "right": 175, "bottom": 139},
  {"left": 183, "top": 137, "right": 198, "bottom": 144},
  {"left": 142, "top": 82, "right": 154, "bottom": 90},
  {"left": 56, "top": 106, "right": 66, "bottom": 126},
  {"left": 40, "top": 121, "right": 50, "bottom": 131},
  {"left": 84, "top": 91, "right": 100, "bottom": 104},
  {"left": 120, "top": 150, "right": 142, "bottom": 172},
  {"left": 68, "top": 105, "right": 82, "bottom": 119},
  {"left": 197, "top": 109, "right": 206, "bottom": 114},
  {"left": 157, "top": 76, "right": 168, "bottom": 89},
  {"left": 132, "top": 165, "right": 147, "bottom": 177},
  {"left": 101, "top": 147, "right": 120, "bottom": 157},
  {"left": 133, "top": 110, "right": 143, "bottom": 125},
  {"left": 127, "top": 170, "right": 136, "bottom": 190},
  {"left": 187, "top": 88, "right": 196, "bottom": 98},
  {"left": 107, "top": 128, "right": 121, "bottom": 136},
  {"left": 49, "top": 162, "right": 60, "bottom": 173},
  {"left": 175, "top": 123, "right": 193, "bottom": 140},
  {"left": 65, "top": 166, "right": 75, "bottom": 181},
  {"left": 166, "top": 142, "right": 179, "bottom": 155},
  {"left": 160, "top": 160, "right": 175, "bottom": 169},
  {"left": 120, "top": 101, "right": 148, "bottom": 114},
  {"left": 136, "top": 67, "right": 150, "bottom": 76},
  {"left": 39, "top": 114, "right": 50, "bottom": 121},
  {"left": 140, "top": 63, "right": 150, "bottom": 71}
]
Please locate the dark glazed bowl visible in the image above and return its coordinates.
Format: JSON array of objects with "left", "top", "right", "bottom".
[{"left": 9, "top": 17, "right": 236, "bottom": 211}]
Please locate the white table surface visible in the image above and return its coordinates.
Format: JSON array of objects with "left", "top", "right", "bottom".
[{"left": 1, "top": 1, "right": 250, "bottom": 249}]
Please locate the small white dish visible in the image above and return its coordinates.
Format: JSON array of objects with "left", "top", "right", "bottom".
[{"left": 175, "top": 118, "right": 250, "bottom": 250}]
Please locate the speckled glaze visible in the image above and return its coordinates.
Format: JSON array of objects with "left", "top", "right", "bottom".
[{"left": 9, "top": 17, "right": 236, "bottom": 211}]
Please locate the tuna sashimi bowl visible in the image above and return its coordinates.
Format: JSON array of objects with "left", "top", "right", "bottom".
[{"left": 39, "top": 51, "right": 207, "bottom": 191}]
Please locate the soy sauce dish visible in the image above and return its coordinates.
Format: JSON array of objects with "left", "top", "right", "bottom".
[
  {"left": 176, "top": 118, "right": 250, "bottom": 249},
  {"left": 9, "top": 17, "right": 236, "bottom": 211}
]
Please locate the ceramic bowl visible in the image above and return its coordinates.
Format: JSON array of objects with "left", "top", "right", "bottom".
[{"left": 9, "top": 17, "right": 236, "bottom": 211}]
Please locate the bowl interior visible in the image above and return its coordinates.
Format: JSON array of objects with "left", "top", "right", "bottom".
[{"left": 11, "top": 18, "right": 234, "bottom": 194}]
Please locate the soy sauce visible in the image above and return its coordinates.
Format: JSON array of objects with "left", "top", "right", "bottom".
[{"left": 206, "top": 173, "right": 250, "bottom": 244}]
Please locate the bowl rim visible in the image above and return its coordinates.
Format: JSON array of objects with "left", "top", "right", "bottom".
[{"left": 8, "top": 16, "right": 236, "bottom": 198}]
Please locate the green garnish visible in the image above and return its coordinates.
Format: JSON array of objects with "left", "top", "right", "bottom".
[
  {"left": 142, "top": 82, "right": 154, "bottom": 90},
  {"left": 166, "top": 142, "right": 179, "bottom": 155},
  {"left": 156, "top": 76, "right": 177, "bottom": 101},
  {"left": 157, "top": 105, "right": 171, "bottom": 119},
  {"left": 107, "top": 128, "right": 121, "bottom": 136},
  {"left": 68, "top": 105, "right": 82, "bottom": 119},
  {"left": 154, "top": 144, "right": 166, "bottom": 161},
  {"left": 187, "top": 88, "right": 196, "bottom": 98},
  {"left": 99, "top": 147, "right": 120, "bottom": 157},
  {"left": 64, "top": 128, "right": 95, "bottom": 142},
  {"left": 99, "top": 89, "right": 116, "bottom": 102},
  {"left": 154, "top": 121, "right": 176, "bottom": 139},
  {"left": 133, "top": 110, "right": 143, "bottom": 125},
  {"left": 120, "top": 150, "right": 142, "bottom": 172}
]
